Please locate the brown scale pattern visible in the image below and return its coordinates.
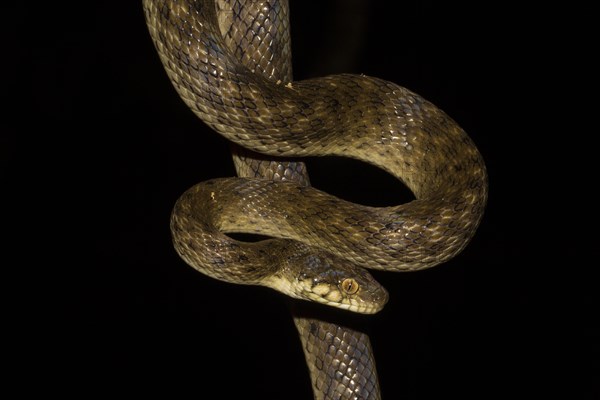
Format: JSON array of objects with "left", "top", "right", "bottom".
[
  {"left": 144, "top": 1, "right": 487, "bottom": 399},
  {"left": 294, "top": 318, "right": 380, "bottom": 400}
]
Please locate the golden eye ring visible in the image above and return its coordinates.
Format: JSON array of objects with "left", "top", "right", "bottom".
[{"left": 341, "top": 278, "right": 359, "bottom": 295}]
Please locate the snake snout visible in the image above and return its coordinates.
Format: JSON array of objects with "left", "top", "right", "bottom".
[{"left": 273, "top": 245, "right": 388, "bottom": 314}]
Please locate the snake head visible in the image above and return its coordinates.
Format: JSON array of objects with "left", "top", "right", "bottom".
[{"left": 267, "top": 242, "right": 388, "bottom": 314}]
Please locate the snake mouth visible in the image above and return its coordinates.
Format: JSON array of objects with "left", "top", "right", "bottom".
[
  {"left": 262, "top": 275, "right": 388, "bottom": 314},
  {"left": 316, "top": 296, "right": 387, "bottom": 314},
  {"left": 302, "top": 281, "right": 389, "bottom": 314},
  {"left": 303, "top": 278, "right": 388, "bottom": 314}
]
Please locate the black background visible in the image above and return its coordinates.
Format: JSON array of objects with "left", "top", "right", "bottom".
[{"left": 6, "top": 1, "right": 596, "bottom": 399}]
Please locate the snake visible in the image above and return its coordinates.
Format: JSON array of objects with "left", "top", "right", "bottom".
[{"left": 142, "top": 0, "right": 488, "bottom": 398}]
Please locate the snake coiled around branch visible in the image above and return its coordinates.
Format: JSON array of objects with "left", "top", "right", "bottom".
[{"left": 143, "top": 0, "right": 488, "bottom": 398}]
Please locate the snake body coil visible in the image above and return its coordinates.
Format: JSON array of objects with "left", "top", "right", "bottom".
[{"left": 143, "top": 0, "right": 488, "bottom": 398}]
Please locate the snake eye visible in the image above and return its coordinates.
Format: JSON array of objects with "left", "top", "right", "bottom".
[{"left": 341, "top": 278, "right": 359, "bottom": 295}]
